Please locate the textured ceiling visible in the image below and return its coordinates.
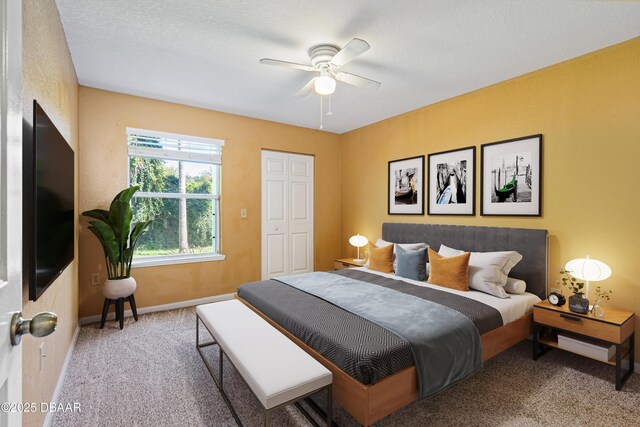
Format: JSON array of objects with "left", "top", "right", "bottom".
[{"left": 56, "top": 0, "right": 640, "bottom": 134}]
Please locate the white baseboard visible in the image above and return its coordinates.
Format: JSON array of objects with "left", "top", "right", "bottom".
[
  {"left": 43, "top": 323, "right": 80, "bottom": 427},
  {"left": 79, "top": 293, "right": 236, "bottom": 325}
]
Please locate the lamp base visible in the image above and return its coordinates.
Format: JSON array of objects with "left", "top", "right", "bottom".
[{"left": 353, "top": 258, "right": 365, "bottom": 263}]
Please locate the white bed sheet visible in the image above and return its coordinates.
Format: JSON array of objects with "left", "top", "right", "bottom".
[{"left": 353, "top": 267, "right": 541, "bottom": 325}]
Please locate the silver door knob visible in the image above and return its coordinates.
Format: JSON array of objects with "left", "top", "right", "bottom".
[
  {"left": 10, "top": 311, "right": 57, "bottom": 346},
  {"left": 274, "top": 226, "right": 279, "bottom": 230}
]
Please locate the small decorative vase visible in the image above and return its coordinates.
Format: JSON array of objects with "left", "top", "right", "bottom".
[
  {"left": 104, "top": 277, "right": 137, "bottom": 300},
  {"left": 568, "top": 292, "right": 589, "bottom": 314},
  {"left": 591, "top": 301, "right": 605, "bottom": 318}
]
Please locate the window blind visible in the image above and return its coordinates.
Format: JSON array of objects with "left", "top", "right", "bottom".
[{"left": 127, "top": 128, "right": 224, "bottom": 165}]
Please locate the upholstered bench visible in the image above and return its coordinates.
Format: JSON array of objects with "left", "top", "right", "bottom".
[{"left": 196, "top": 300, "right": 333, "bottom": 426}]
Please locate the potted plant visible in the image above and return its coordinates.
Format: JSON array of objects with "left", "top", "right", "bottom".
[
  {"left": 559, "top": 268, "right": 589, "bottom": 314},
  {"left": 82, "top": 185, "right": 152, "bottom": 300}
]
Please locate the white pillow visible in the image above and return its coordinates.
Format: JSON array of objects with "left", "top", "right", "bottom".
[
  {"left": 365, "top": 238, "right": 427, "bottom": 270},
  {"left": 504, "top": 278, "right": 527, "bottom": 294},
  {"left": 438, "top": 244, "right": 523, "bottom": 298}
]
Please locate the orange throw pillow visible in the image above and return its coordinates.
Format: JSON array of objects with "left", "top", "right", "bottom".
[
  {"left": 427, "top": 247, "right": 470, "bottom": 291},
  {"left": 368, "top": 243, "right": 394, "bottom": 273}
]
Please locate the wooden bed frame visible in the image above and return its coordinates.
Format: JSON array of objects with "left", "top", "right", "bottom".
[
  {"left": 238, "top": 296, "right": 533, "bottom": 426},
  {"left": 239, "top": 222, "right": 548, "bottom": 425}
]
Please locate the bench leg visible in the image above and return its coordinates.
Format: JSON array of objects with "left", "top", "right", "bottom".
[
  {"left": 196, "top": 314, "right": 243, "bottom": 427},
  {"left": 264, "top": 409, "right": 270, "bottom": 427},
  {"left": 326, "top": 385, "right": 332, "bottom": 427},
  {"left": 219, "top": 347, "right": 224, "bottom": 391}
]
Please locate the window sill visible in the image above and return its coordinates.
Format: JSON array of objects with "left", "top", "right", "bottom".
[{"left": 131, "top": 253, "right": 226, "bottom": 268}]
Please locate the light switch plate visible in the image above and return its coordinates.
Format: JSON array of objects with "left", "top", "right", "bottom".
[
  {"left": 91, "top": 273, "right": 100, "bottom": 286},
  {"left": 240, "top": 208, "right": 247, "bottom": 218}
]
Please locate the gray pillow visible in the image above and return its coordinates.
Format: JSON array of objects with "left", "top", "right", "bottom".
[{"left": 395, "top": 246, "right": 428, "bottom": 281}]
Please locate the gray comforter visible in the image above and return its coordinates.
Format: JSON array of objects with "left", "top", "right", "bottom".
[
  {"left": 275, "top": 271, "right": 481, "bottom": 399},
  {"left": 237, "top": 269, "right": 503, "bottom": 399}
]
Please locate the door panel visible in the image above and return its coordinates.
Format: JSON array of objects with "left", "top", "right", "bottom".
[
  {"left": 262, "top": 151, "right": 313, "bottom": 279},
  {"left": 290, "top": 232, "right": 309, "bottom": 273},
  {"left": 266, "top": 180, "right": 285, "bottom": 221},
  {"left": 290, "top": 182, "right": 308, "bottom": 221},
  {"left": 266, "top": 234, "right": 287, "bottom": 276}
]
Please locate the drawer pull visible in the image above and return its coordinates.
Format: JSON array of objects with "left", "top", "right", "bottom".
[
  {"left": 560, "top": 313, "right": 582, "bottom": 322},
  {"left": 342, "top": 263, "right": 350, "bottom": 267}
]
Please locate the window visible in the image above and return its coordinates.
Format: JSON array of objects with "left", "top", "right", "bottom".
[{"left": 127, "top": 128, "right": 224, "bottom": 266}]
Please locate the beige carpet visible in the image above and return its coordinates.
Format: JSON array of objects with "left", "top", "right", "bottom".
[{"left": 51, "top": 307, "right": 640, "bottom": 427}]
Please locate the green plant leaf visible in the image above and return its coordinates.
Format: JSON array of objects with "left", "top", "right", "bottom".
[
  {"left": 82, "top": 209, "right": 110, "bottom": 223},
  {"left": 129, "top": 220, "right": 152, "bottom": 250},
  {"left": 88, "top": 222, "right": 120, "bottom": 277},
  {"left": 113, "top": 185, "right": 140, "bottom": 205}
]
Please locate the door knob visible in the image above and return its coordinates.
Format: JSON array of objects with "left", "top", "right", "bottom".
[
  {"left": 10, "top": 311, "right": 58, "bottom": 346},
  {"left": 274, "top": 226, "right": 279, "bottom": 231}
]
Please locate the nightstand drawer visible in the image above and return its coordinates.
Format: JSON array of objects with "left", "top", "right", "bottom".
[
  {"left": 334, "top": 261, "right": 353, "bottom": 270},
  {"left": 534, "top": 307, "right": 624, "bottom": 343}
]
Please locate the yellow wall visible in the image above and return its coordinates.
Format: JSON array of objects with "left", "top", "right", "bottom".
[
  {"left": 341, "top": 37, "right": 640, "bottom": 362},
  {"left": 22, "top": 1, "right": 79, "bottom": 426},
  {"left": 78, "top": 87, "right": 342, "bottom": 317}
]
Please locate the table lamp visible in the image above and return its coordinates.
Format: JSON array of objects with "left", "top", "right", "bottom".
[
  {"left": 565, "top": 256, "right": 611, "bottom": 305},
  {"left": 349, "top": 234, "right": 369, "bottom": 262}
]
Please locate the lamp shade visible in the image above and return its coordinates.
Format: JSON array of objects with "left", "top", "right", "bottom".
[
  {"left": 349, "top": 234, "right": 368, "bottom": 248},
  {"left": 565, "top": 257, "right": 611, "bottom": 282}
]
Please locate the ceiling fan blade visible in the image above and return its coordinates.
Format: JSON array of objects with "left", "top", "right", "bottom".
[
  {"left": 330, "top": 38, "right": 370, "bottom": 67},
  {"left": 295, "top": 77, "right": 317, "bottom": 98},
  {"left": 259, "top": 58, "right": 315, "bottom": 72},
  {"left": 334, "top": 71, "right": 381, "bottom": 89}
]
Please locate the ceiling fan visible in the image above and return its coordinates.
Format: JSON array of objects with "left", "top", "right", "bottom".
[{"left": 260, "top": 38, "right": 381, "bottom": 97}]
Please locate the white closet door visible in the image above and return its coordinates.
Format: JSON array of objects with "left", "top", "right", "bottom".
[
  {"left": 262, "top": 151, "right": 289, "bottom": 279},
  {"left": 261, "top": 151, "right": 314, "bottom": 279}
]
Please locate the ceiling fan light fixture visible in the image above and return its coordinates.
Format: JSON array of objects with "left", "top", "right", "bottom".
[{"left": 314, "top": 75, "right": 336, "bottom": 95}]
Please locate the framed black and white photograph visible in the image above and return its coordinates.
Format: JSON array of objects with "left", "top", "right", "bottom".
[
  {"left": 427, "top": 146, "right": 475, "bottom": 215},
  {"left": 481, "top": 134, "right": 542, "bottom": 216},
  {"left": 388, "top": 155, "right": 424, "bottom": 215}
]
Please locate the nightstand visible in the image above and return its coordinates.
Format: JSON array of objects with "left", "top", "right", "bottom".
[
  {"left": 334, "top": 258, "right": 365, "bottom": 270},
  {"left": 533, "top": 300, "right": 635, "bottom": 390}
]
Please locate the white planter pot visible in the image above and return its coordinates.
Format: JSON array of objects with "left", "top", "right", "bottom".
[{"left": 104, "top": 277, "right": 137, "bottom": 300}]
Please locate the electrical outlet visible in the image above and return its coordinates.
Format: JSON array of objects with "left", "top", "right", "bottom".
[
  {"left": 240, "top": 208, "right": 247, "bottom": 218},
  {"left": 91, "top": 273, "right": 100, "bottom": 286},
  {"left": 39, "top": 343, "right": 46, "bottom": 372}
]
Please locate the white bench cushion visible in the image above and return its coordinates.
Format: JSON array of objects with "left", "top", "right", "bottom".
[{"left": 197, "top": 300, "right": 332, "bottom": 409}]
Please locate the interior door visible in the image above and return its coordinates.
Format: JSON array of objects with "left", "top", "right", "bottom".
[
  {"left": 0, "top": 1, "right": 24, "bottom": 426},
  {"left": 261, "top": 151, "right": 314, "bottom": 279}
]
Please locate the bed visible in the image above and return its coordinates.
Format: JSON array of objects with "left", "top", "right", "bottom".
[{"left": 237, "top": 223, "right": 549, "bottom": 426}]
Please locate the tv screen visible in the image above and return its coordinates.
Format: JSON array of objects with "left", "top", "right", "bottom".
[{"left": 25, "top": 100, "right": 75, "bottom": 301}]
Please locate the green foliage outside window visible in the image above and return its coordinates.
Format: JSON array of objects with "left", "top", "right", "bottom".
[{"left": 129, "top": 154, "right": 216, "bottom": 256}]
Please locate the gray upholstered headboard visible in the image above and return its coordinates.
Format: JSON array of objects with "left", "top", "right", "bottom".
[{"left": 382, "top": 223, "right": 549, "bottom": 299}]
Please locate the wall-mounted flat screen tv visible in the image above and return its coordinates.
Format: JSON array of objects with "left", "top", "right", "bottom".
[{"left": 24, "top": 100, "right": 75, "bottom": 301}]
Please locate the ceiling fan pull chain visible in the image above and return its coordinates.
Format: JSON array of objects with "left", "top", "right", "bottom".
[
  {"left": 327, "top": 94, "right": 333, "bottom": 116},
  {"left": 319, "top": 95, "right": 324, "bottom": 130}
]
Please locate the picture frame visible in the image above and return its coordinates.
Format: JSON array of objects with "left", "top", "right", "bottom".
[
  {"left": 481, "top": 134, "right": 542, "bottom": 216},
  {"left": 427, "top": 146, "right": 476, "bottom": 215},
  {"left": 388, "top": 155, "right": 425, "bottom": 215}
]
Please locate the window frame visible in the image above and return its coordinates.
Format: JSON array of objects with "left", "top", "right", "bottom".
[{"left": 126, "top": 128, "right": 225, "bottom": 268}]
